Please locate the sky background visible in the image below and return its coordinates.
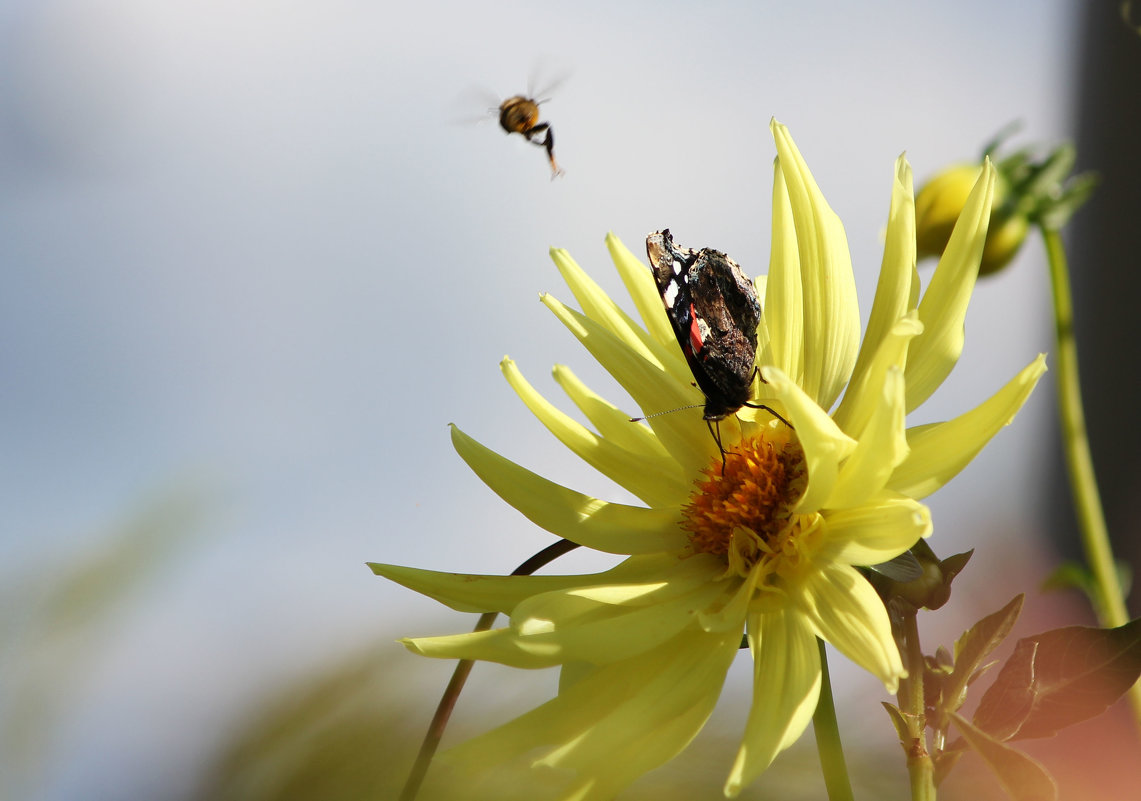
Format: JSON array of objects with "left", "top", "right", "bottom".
[{"left": 0, "top": 1, "right": 1106, "bottom": 799}]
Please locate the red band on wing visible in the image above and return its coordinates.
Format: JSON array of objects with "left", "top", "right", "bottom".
[{"left": 688, "top": 304, "right": 703, "bottom": 357}]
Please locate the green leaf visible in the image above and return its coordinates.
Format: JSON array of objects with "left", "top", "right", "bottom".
[
  {"left": 1040, "top": 561, "right": 1094, "bottom": 595},
  {"left": 951, "top": 713, "right": 1057, "bottom": 801},
  {"left": 972, "top": 640, "right": 1038, "bottom": 741},
  {"left": 980, "top": 121, "right": 1022, "bottom": 160},
  {"left": 1022, "top": 146, "right": 1075, "bottom": 198},
  {"left": 1038, "top": 173, "right": 1099, "bottom": 231},
  {"left": 944, "top": 595, "right": 1023, "bottom": 713},
  {"left": 1041, "top": 559, "right": 1132, "bottom": 618},
  {"left": 973, "top": 618, "right": 1141, "bottom": 741},
  {"left": 881, "top": 701, "right": 910, "bottom": 742}
]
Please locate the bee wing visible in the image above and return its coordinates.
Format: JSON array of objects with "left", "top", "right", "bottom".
[
  {"left": 528, "top": 64, "right": 572, "bottom": 104},
  {"left": 451, "top": 84, "right": 502, "bottom": 125}
]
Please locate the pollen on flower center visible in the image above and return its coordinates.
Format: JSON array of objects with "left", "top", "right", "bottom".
[{"left": 681, "top": 433, "right": 812, "bottom": 579}]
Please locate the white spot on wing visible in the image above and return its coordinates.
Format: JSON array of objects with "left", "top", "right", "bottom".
[
  {"left": 663, "top": 280, "right": 680, "bottom": 308},
  {"left": 672, "top": 259, "right": 682, "bottom": 275}
]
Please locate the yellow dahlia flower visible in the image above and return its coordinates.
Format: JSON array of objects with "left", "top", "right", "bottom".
[{"left": 370, "top": 121, "right": 1046, "bottom": 799}]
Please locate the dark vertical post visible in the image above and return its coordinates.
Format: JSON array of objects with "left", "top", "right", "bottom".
[{"left": 1052, "top": 5, "right": 1141, "bottom": 615}]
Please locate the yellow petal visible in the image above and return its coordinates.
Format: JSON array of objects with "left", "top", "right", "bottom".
[
  {"left": 905, "top": 160, "right": 996, "bottom": 410},
  {"left": 402, "top": 627, "right": 555, "bottom": 668},
  {"left": 534, "top": 627, "right": 739, "bottom": 771},
  {"left": 370, "top": 553, "right": 679, "bottom": 615},
  {"left": 551, "top": 364, "right": 672, "bottom": 461},
  {"left": 752, "top": 274, "right": 769, "bottom": 309},
  {"left": 889, "top": 354, "right": 1046, "bottom": 498},
  {"left": 761, "top": 156, "right": 805, "bottom": 385},
  {"left": 831, "top": 313, "right": 922, "bottom": 438},
  {"left": 818, "top": 495, "right": 932, "bottom": 567},
  {"left": 557, "top": 552, "right": 722, "bottom": 606},
  {"left": 763, "top": 366, "right": 858, "bottom": 513},
  {"left": 605, "top": 232, "right": 682, "bottom": 355},
  {"left": 446, "top": 627, "right": 740, "bottom": 800},
  {"left": 846, "top": 154, "right": 919, "bottom": 400},
  {"left": 794, "top": 563, "right": 904, "bottom": 691},
  {"left": 451, "top": 424, "right": 688, "bottom": 553},
  {"left": 696, "top": 569, "right": 757, "bottom": 634},
  {"left": 550, "top": 247, "right": 692, "bottom": 387},
  {"left": 557, "top": 660, "right": 594, "bottom": 695},
  {"left": 405, "top": 566, "right": 726, "bottom": 667},
  {"left": 501, "top": 358, "right": 689, "bottom": 507},
  {"left": 542, "top": 294, "right": 713, "bottom": 472},
  {"left": 751, "top": 274, "right": 772, "bottom": 383},
  {"left": 724, "top": 608, "right": 820, "bottom": 796},
  {"left": 368, "top": 561, "right": 601, "bottom": 614},
  {"left": 826, "top": 364, "right": 909, "bottom": 509},
  {"left": 771, "top": 120, "right": 860, "bottom": 410}
]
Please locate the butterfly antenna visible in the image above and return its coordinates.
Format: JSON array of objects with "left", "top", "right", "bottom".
[{"left": 629, "top": 403, "right": 704, "bottom": 423}]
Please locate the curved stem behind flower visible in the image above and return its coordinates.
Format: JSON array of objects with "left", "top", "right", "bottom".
[
  {"left": 1042, "top": 227, "right": 1141, "bottom": 718},
  {"left": 397, "top": 538, "right": 580, "bottom": 801},
  {"left": 813, "top": 639, "right": 855, "bottom": 801}
]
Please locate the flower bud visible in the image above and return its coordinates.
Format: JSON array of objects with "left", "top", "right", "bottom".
[
  {"left": 869, "top": 541, "right": 973, "bottom": 611},
  {"left": 914, "top": 136, "right": 1096, "bottom": 277},
  {"left": 915, "top": 164, "right": 1028, "bottom": 276}
]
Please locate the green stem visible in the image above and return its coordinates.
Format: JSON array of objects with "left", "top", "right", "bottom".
[
  {"left": 813, "top": 639, "right": 855, "bottom": 801},
  {"left": 398, "top": 615, "right": 491, "bottom": 801},
  {"left": 908, "top": 752, "right": 936, "bottom": 801},
  {"left": 899, "top": 610, "right": 935, "bottom": 801},
  {"left": 397, "top": 539, "right": 580, "bottom": 801},
  {"left": 1042, "top": 227, "right": 1141, "bottom": 717}
]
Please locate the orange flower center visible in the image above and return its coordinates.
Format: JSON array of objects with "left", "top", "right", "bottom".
[{"left": 682, "top": 432, "right": 815, "bottom": 579}]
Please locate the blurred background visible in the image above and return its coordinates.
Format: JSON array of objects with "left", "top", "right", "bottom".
[{"left": 2, "top": 1, "right": 1138, "bottom": 799}]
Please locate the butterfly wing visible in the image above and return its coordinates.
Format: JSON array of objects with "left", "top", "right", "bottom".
[{"left": 646, "top": 230, "right": 760, "bottom": 420}]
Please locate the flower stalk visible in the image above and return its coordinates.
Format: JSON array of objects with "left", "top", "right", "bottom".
[
  {"left": 1042, "top": 226, "right": 1141, "bottom": 719},
  {"left": 812, "top": 640, "right": 855, "bottom": 801},
  {"left": 397, "top": 538, "right": 580, "bottom": 801},
  {"left": 897, "top": 608, "right": 936, "bottom": 801}
]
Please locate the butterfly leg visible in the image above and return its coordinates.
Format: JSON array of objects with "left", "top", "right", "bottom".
[
  {"left": 741, "top": 401, "right": 794, "bottom": 430},
  {"left": 743, "top": 369, "right": 795, "bottom": 429},
  {"left": 706, "top": 419, "right": 728, "bottom": 474}
]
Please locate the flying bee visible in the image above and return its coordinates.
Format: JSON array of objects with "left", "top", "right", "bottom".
[{"left": 496, "top": 92, "right": 564, "bottom": 178}]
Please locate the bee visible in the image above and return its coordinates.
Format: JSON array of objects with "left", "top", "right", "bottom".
[
  {"left": 496, "top": 93, "right": 564, "bottom": 178},
  {"left": 456, "top": 71, "right": 568, "bottom": 178}
]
